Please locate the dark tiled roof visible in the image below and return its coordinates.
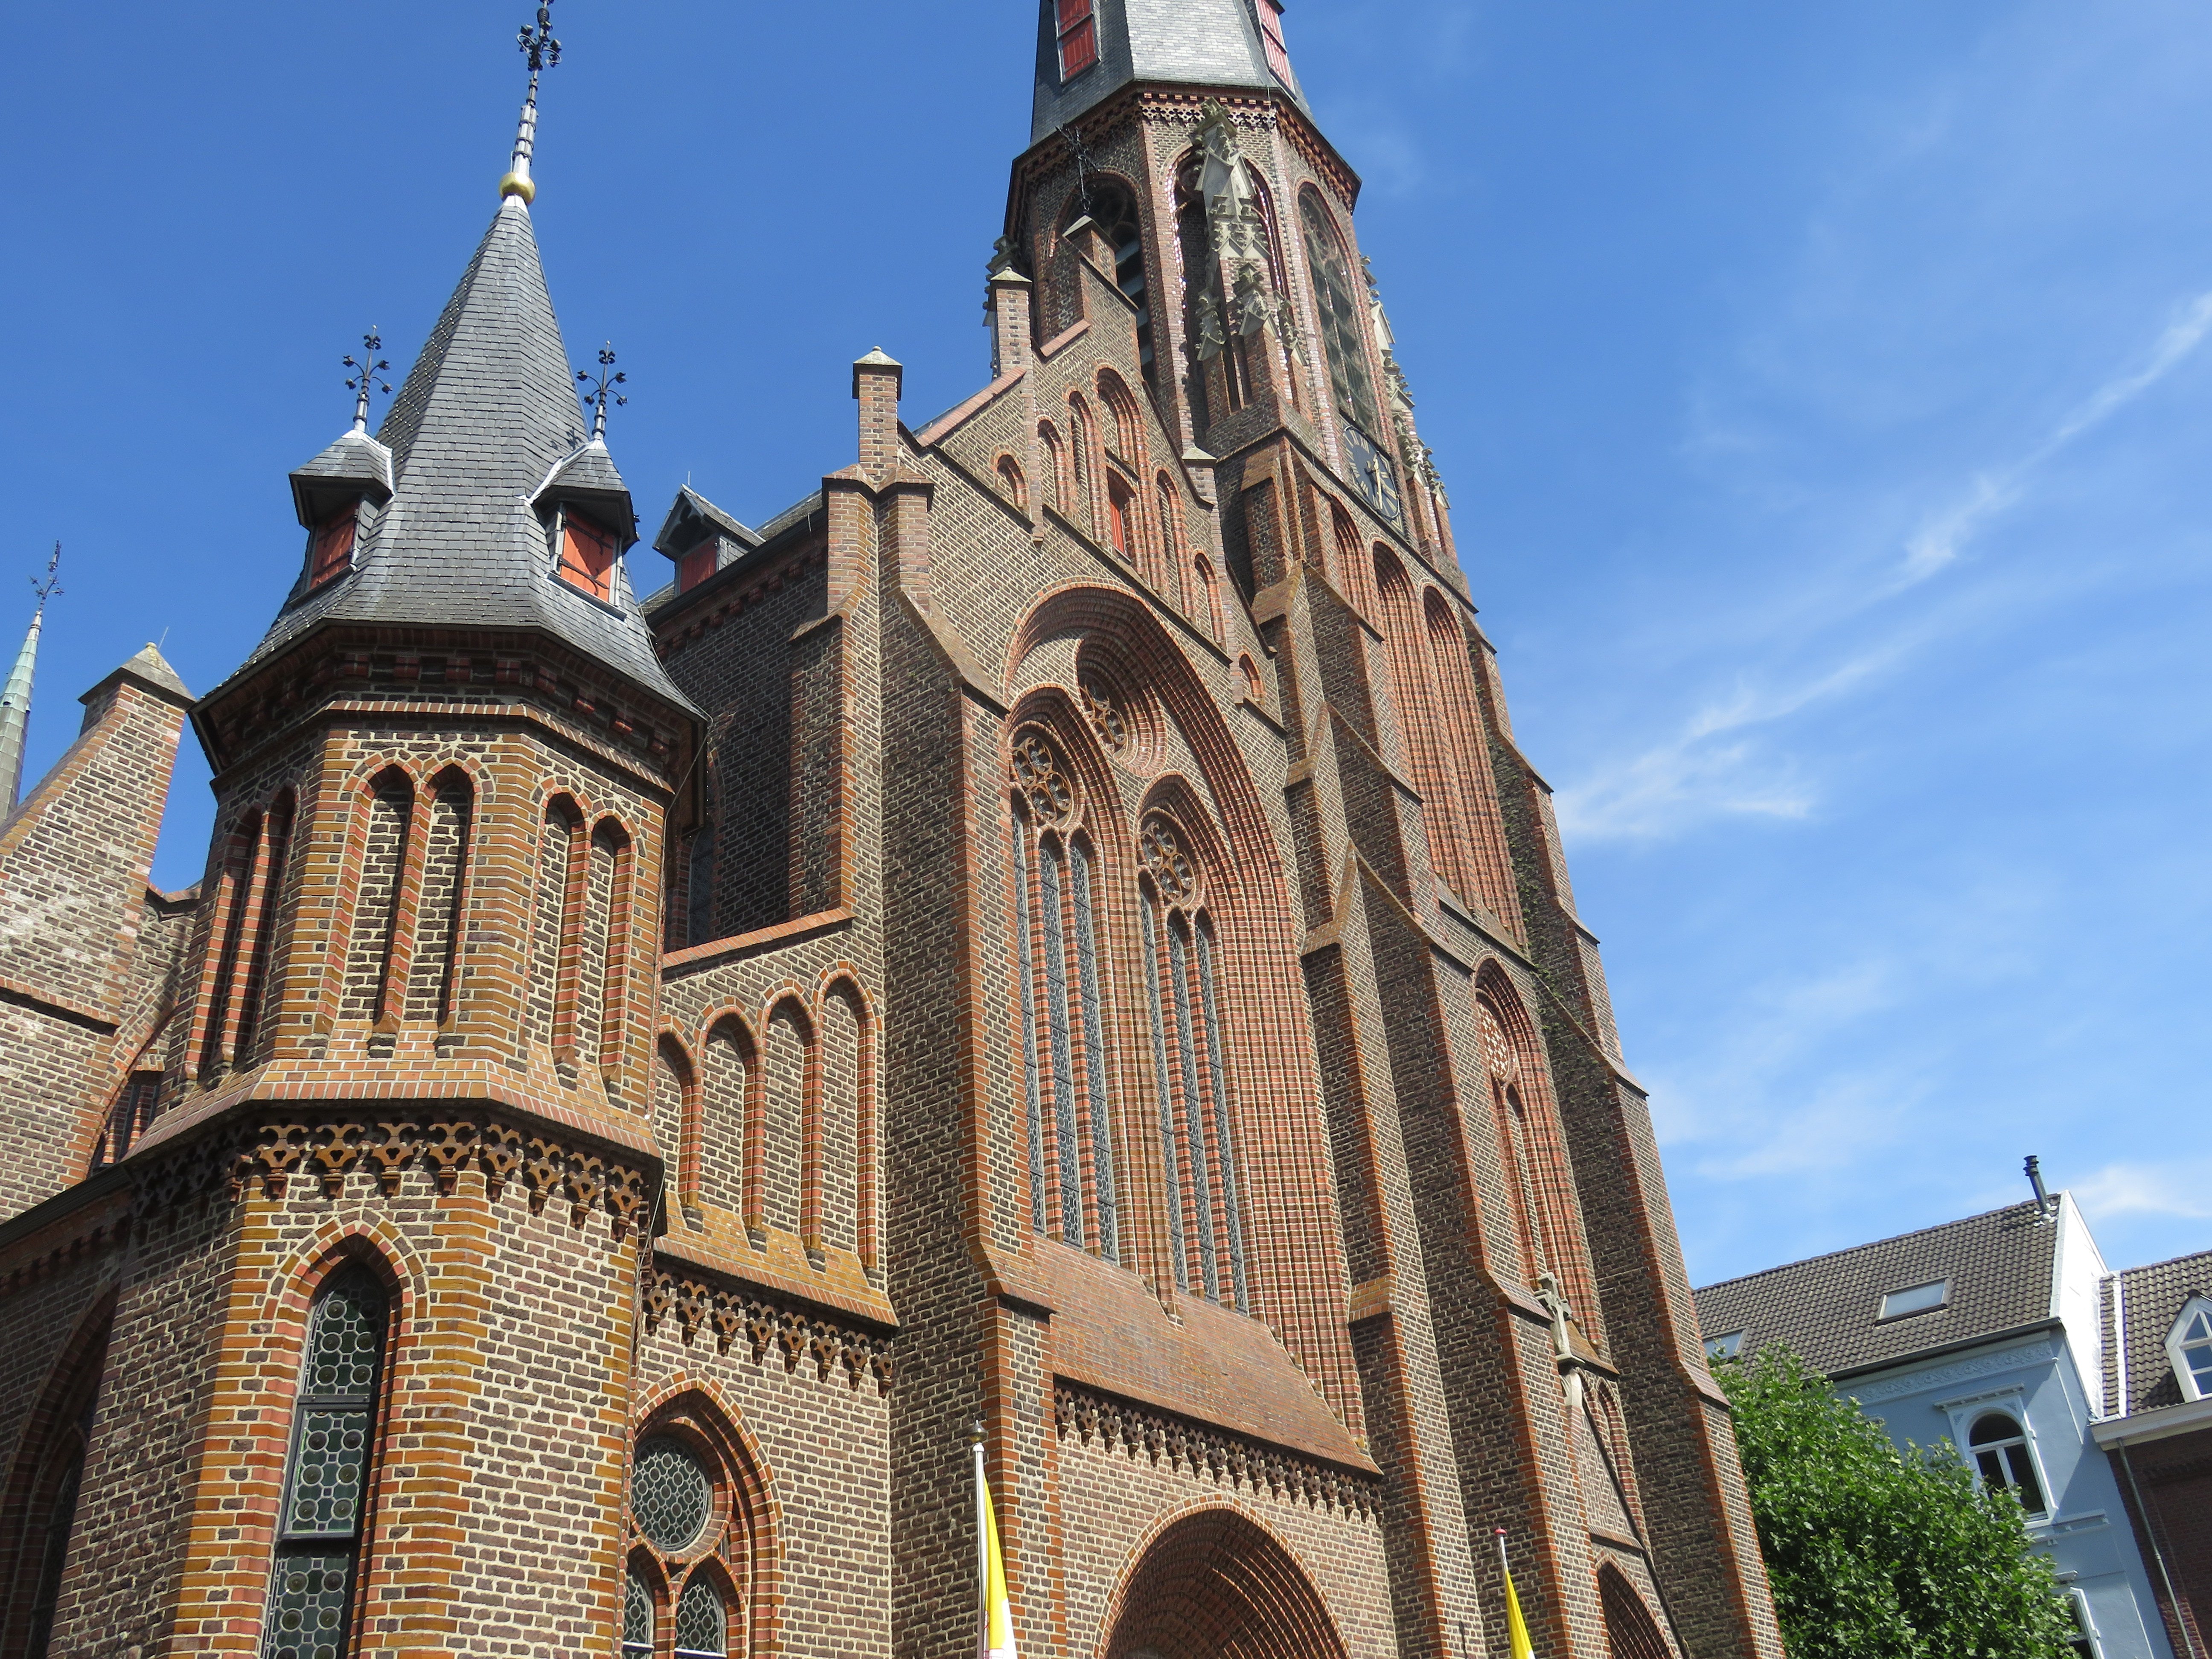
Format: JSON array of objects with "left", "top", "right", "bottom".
[
  {"left": 225, "top": 198, "right": 691, "bottom": 715},
  {"left": 1693, "top": 1202, "right": 2060, "bottom": 1379},
  {"left": 2112, "top": 1248, "right": 2212, "bottom": 1414},
  {"left": 1032, "top": 0, "right": 1309, "bottom": 144}
]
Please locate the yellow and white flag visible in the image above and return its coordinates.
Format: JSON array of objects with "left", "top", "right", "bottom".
[
  {"left": 976, "top": 1436, "right": 1018, "bottom": 1659},
  {"left": 1496, "top": 1530, "right": 1535, "bottom": 1659}
]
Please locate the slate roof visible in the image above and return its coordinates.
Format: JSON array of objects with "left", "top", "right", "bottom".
[
  {"left": 224, "top": 197, "right": 691, "bottom": 714},
  {"left": 1693, "top": 1201, "right": 2061, "bottom": 1379},
  {"left": 2104, "top": 1247, "right": 2212, "bottom": 1415},
  {"left": 1032, "top": 0, "right": 1310, "bottom": 143}
]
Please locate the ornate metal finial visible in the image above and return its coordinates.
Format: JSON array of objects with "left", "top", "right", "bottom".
[
  {"left": 577, "top": 343, "right": 627, "bottom": 441},
  {"left": 342, "top": 329, "right": 393, "bottom": 434},
  {"left": 1058, "top": 122, "right": 1099, "bottom": 222},
  {"left": 29, "top": 543, "right": 61, "bottom": 615},
  {"left": 500, "top": 0, "right": 562, "bottom": 204}
]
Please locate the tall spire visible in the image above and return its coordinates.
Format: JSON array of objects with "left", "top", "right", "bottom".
[
  {"left": 499, "top": 0, "right": 562, "bottom": 205},
  {"left": 0, "top": 544, "right": 62, "bottom": 815}
]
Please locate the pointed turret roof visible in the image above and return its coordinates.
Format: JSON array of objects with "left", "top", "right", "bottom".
[
  {"left": 1032, "top": 0, "right": 1309, "bottom": 143},
  {"left": 232, "top": 196, "right": 690, "bottom": 712},
  {"left": 0, "top": 604, "right": 44, "bottom": 813}
]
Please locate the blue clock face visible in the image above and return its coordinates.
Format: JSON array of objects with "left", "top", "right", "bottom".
[{"left": 1342, "top": 419, "right": 1402, "bottom": 523}]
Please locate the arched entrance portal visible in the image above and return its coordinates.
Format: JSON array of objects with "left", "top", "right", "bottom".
[{"left": 1105, "top": 1507, "right": 1349, "bottom": 1659}]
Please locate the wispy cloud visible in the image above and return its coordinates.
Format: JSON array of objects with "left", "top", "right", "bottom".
[
  {"left": 1899, "top": 290, "right": 2212, "bottom": 583},
  {"left": 2072, "top": 1160, "right": 2212, "bottom": 1224},
  {"left": 1560, "top": 291, "right": 2212, "bottom": 845}
]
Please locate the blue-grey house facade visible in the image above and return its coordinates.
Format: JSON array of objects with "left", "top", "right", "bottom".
[{"left": 1695, "top": 1190, "right": 2176, "bottom": 1659}]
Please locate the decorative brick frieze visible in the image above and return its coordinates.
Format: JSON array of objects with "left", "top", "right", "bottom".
[
  {"left": 1054, "top": 1382, "right": 1380, "bottom": 1521},
  {"left": 643, "top": 1269, "right": 894, "bottom": 1392},
  {"left": 125, "top": 1112, "right": 650, "bottom": 1240}
]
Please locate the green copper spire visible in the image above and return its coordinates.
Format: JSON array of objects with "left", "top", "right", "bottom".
[{"left": 0, "top": 544, "right": 61, "bottom": 815}]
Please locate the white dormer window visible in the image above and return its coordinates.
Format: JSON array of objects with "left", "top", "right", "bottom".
[
  {"left": 1879, "top": 1279, "right": 1950, "bottom": 1321},
  {"left": 1704, "top": 1330, "right": 1744, "bottom": 1361},
  {"left": 2169, "top": 1297, "right": 2212, "bottom": 1402}
]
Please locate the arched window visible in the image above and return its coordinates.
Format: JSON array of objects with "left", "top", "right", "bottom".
[
  {"left": 196, "top": 791, "right": 297, "bottom": 1080},
  {"left": 579, "top": 819, "right": 636, "bottom": 1096},
  {"left": 1423, "top": 588, "right": 1519, "bottom": 930},
  {"left": 1175, "top": 154, "right": 1289, "bottom": 428},
  {"left": 12, "top": 1311, "right": 107, "bottom": 1659},
  {"left": 1193, "top": 555, "right": 1223, "bottom": 643},
  {"left": 1373, "top": 549, "right": 1481, "bottom": 909},
  {"left": 657, "top": 1036, "right": 699, "bottom": 1210},
  {"left": 1968, "top": 1412, "right": 2047, "bottom": 1516},
  {"left": 701, "top": 1015, "right": 755, "bottom": 1217},
  {"left": 1106, "top": 474, "right": 1138, "bottom": 564},
  {"left": 1137, "top": 811, "right": 1249, "bottom": 1310},
  {"left": 624, "top": 1408, "right": 763, "bottom": 1659},
  {"left": 1597, "top": 1565, "right": 1672, "bottom": 1659},
  {"left": 1007, "top": 727, "right": 1119, "bottom": 1258},
  {"left": 261, "top": 1267, "right": 388, "bottom": 1659},
  {"left": 341, "top": 771, "right": 415, "bottom": 1033},
  {"left": 1298, "top": 191, "right": 1381, "bottom": 437},
  {"left": 92, "top": 1068, "right": 165, "bottom": 1170},
  {"left": 1067, "top": 396, "right": 1097, "bottom": 533},
  {"left": 404, "top": 770, "right": 473, "bottom": 1030},
  {"left": 996, "top": 454, "right": 1027, "bottom": 512},
  {"left": 528, "top": 797, "right": 584, "bottom": 1059}
]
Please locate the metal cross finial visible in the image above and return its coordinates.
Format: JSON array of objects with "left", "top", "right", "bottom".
[
  {"left": 343, "top": 329, "right": 393, "bottom": 434},
  {"left": 29, "top": 543, "right": 61, "bottom": 615},
  {"left": 578, "top": 343, "right": 627, "bottom": 442},
  {"left": 518, "top": 0, "right": 562, "bottom": 87}
]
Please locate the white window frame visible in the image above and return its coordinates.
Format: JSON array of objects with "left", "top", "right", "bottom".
[
  {"left": 2064, "top": 1587, "right": 2103, "bottom": 1659},
  {"left": 1877, "top": 1278, "right": 1951, "bottom": 1321},
  {"left": 1933, "top": 1384, "right": 2055, "bottom": 1522},
  {"left": 2166, "top": 1295, "right": 2212, "bottom": 1403}
]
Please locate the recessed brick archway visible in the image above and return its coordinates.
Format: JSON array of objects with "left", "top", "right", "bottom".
[{"left": 1103, "top": 1506, "right": 1349, "bottom": 1659}]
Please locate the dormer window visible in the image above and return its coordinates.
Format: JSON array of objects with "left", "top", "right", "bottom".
[
  {"left": 1254, "top": 0, "right": 1295, "bottom": 87},
  {"left": 1703, "top": 1330, "right": 1744, "bottom": 1362},
  {"left": 1056, "top": 0, "right": 1097, "bottom": 81},
  {"left": 2170, "top": 1298, "right": 2212, "bottom": 1401},
  {"left": 559, "top": 510, "right": 620, "bottom": 602},
  {"left": 1878, "top": 1279, "right": 1950, "bottom": 1321},
  {"left": 308, "top": 507, "right": 358, "bottom": 588}
]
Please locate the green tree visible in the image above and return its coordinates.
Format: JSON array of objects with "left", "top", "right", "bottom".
[{"left": 1716, "top": 1345, "right": 2078, "bottom": 1659}]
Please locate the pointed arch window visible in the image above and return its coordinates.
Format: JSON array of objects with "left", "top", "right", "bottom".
[
  {"left": 623, "top": 1411, "right": 760, "bottom": 1659},
  {"left": 1055, "top": 0, "right": 1098, "bottom": 81},
  {"left": 1299, "top": 192, "right": 1381, "bottom": 436},
  {"left": 1138, "top": 812, "right": 1249, "bottom": 1310},
  {"left": 676, "top": 1578, "right": 729, "bottom": 1659},
  {"left": 623, "top": 1566, "right": 657, "bottom": 1659},
  {"left": 1007, "top": 727, "right": 1119, "bottom": 1258},
  {"left": 261, "top": 1268, "right": 388, "bottom": 1659}
]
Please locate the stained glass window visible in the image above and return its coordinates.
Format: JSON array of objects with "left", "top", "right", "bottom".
[
  {"left": 623, "top": 1564, "right": 655, "bottom": 1659},
  {"left": 1298, "top": 192, "right": 1380, "bottom": 436},
  {"left": 675, "top": 1576, "right": 728, "bottom": 1659},
  {"left": 262, "top": 1271, "right": 386, "bottom": 1659},
  {"left": 634, "top": 1438, "right": 713, "bottom": 1554}
]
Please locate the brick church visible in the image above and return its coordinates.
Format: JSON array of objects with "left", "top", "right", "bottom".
[{"left": 0, "top": 5, "right": 1784, "bottom": 1657}]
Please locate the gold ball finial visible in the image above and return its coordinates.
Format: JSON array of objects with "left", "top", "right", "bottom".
[{"left": 499, "top": 171, "right": 538, "bottom": 204}]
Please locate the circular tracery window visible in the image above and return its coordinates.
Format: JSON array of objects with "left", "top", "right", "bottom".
[
  {"left": 633, "top": 1436, "right": 713, "bottom": 1554},
  {"left": 1012, "top": 729, "right": 1075, "bottom": 822},
  {"left": 1141, "top": 814, "right": 1198, "bottom": 904}
]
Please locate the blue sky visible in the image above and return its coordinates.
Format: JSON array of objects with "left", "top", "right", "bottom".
[{"left": 3, "top": 3, "right": 2206, "bottom": 1287}]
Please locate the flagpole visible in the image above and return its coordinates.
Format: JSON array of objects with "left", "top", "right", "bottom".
[{"left": 974, "top": 1422, "right": 989, "bottom": 1659}]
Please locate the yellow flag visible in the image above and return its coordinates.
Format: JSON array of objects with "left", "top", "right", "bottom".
[
  {"left": 976, "top": 1441, "right": 1018, "bottom": 1659},
  {"left": 1497, "top": 1531, "right": 1535, "bottom": 1659}
]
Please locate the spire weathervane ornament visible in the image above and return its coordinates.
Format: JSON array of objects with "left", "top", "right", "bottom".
[
  {"left": 578, "top": 344, "right": 627, "bottom": 441},
  {"left": 343, "top": 329, "right": 393, "bottom": 434},
  {"left": 0, "top": 544, "right": 61, "bottom": 814},
  {"left": 499, "top": 0, "right": 562, "bottom": 204}
]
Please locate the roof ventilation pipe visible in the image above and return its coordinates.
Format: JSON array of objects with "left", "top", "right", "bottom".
[{"left": 2024, "top": 1155, "right": 2057, "bottom": 1220}]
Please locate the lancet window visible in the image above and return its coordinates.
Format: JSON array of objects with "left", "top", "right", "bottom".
[
  {"left": 1137, "top": 811, "right": 1249, "bottom": 1310},
  {"left": 1007, "top": 726, "right": 1119, "bottom": 1258},
  {"left": 1477, "top": 975, "right": 1594, "bottom": 1326},
  {"left": 624, "top": 1405, "right": 760, "bottom": 1659},
  {"left": 1299, "top": 190, "right": 1382, "bottom": 437},
  {"left": 260, "top": 1268, "right": 387, "bottom": 1659},
  {"left": 1083, "top": 189, "right": 1156, "bottom": 393}
]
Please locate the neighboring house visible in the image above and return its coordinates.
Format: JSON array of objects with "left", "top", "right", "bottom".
[
  {"left": 2092, "top": 1248, "right": 2212, "bottom": 1659},
  {"left": 1695, "top": 1186, "right": 2180, "bottom": 1659}
]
